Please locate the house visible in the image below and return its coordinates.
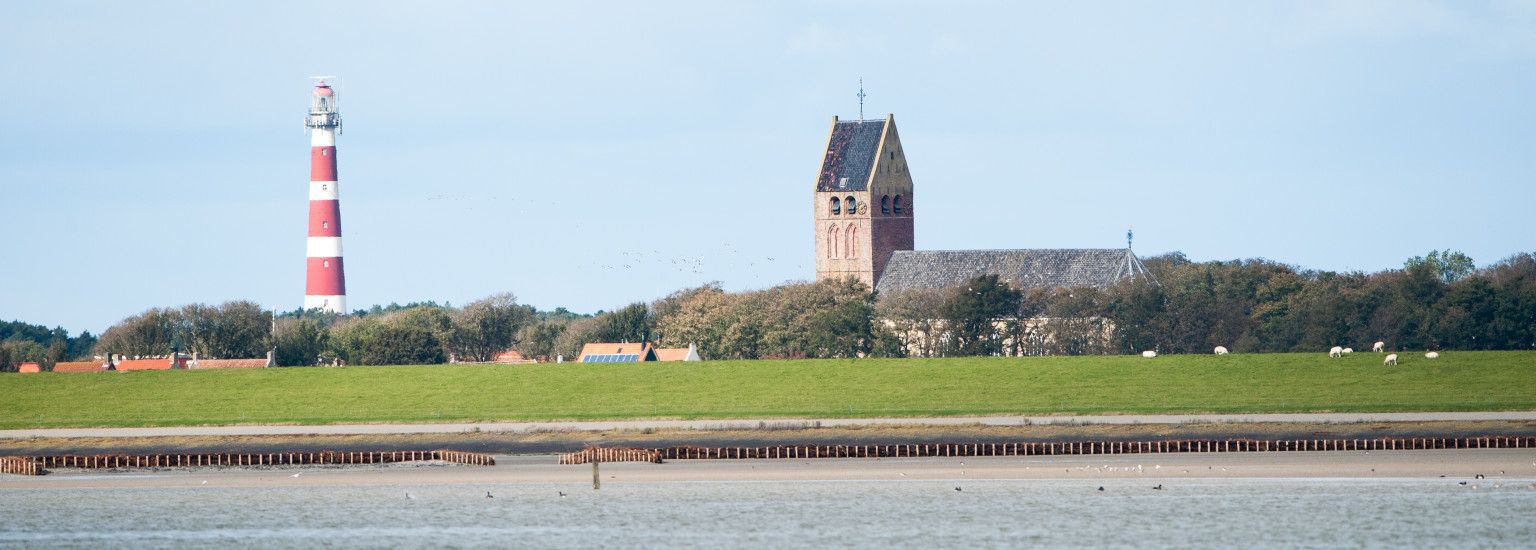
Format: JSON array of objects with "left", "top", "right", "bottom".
[
  {"left": 577, "top": 343, "right": 657, "bottom": 363},
  {"left": 489, "top": 350, "right": 537, "bottom": 364},
  {"left": 112, "top": 356, "right": 187, "bottom": 371},
  {"left": 52, "top": 355, "right": 186, "bottom": 372},
  {"left": 653, "top": 343, "right": 703, "bottom": 362},
  {"left": 189, "top": 358, "right": 269, "bottom": 369},
  {"left": 52, "top": 361, "right": 107, "bottom": 373}
]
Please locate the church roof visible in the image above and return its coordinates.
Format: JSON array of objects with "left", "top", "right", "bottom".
[
  {"left": 816, "top": 119, "right": 886, "bottom": 192},
  {"left": 875, "top": 249, "right": 1155, "bottom": 294}
]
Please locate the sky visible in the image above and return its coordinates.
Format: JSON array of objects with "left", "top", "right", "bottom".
[{"left": 2, "top": 1, "right": 1534, "bottom": 335}]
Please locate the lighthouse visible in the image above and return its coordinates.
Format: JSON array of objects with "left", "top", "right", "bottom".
[{"left": 303, "top": 78, "right": 346, "bottom": 313}]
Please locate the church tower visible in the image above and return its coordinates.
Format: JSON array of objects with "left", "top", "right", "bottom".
[{"left": 813, "top": 114, "right": 915, "bottom": 287}]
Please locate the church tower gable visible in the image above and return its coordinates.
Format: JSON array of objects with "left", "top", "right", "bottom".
[{"left": 814, "top": 114, "right": 915, "bottom": 287}]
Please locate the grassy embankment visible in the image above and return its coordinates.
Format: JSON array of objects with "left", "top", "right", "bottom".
[{"left": 0, "top": 351, "right": 1532, "bottom": 429}]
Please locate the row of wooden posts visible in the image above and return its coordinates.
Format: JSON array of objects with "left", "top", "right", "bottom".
[
  {"left": 0, "top": 449, "right": 495, "bottom": 476},
  {"left": 559, "top": 435, "right": 1536, "bottom": 464},
  {"left": 558, "top": 447, "right": 664, "bottom": 464},
  {"left": 0, "top": 456, "right": 44, "bottom": 476}
]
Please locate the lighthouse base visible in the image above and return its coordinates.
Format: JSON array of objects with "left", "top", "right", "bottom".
[{"left": 304, "top": 295, "right": 347, "bottom": 314}]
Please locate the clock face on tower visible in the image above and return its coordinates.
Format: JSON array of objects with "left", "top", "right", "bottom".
[{"left": 857, "top": 203, "right": 868, "bottom": 215}]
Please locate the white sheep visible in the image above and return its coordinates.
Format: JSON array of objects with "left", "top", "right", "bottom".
[
  {"left": 1425, "top": 351, "right": 1439, "bottom": 359},
  {"left": 1214, "top": 346, "right": 1229, "bottom": 355},
  {"left": 1329, "top": 346, "right": 1343, "bottom": 358},
  {"left": 1142, "top": 350, "right": 1157, "bottom": 358},
  {"left": 1373, "top": 341, "right": 1385, "bottom": 353},
  {"left": 1384, "top": 353, "right": 1398, "bottom": 366}
]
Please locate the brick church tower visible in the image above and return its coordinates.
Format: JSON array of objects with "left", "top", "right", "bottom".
[{"left": 813, "top": 114, "right": 915, "bottom": 287}]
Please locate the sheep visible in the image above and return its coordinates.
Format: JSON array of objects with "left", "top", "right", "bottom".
[
  {"left": 1214, "top": 346, "right": 1229, "bottom": 355},
  {"left": 1425, "top": 351, "right": 1439, "bottom": 359},
  {"left": 1141, "top": 350, "right": 1157, "bottom": 358},
  {"left": 1373, "top": 341, "right": 1385, "bottom": 353},
  {"left": 1342, "top": 347, "right": 1353, "bottom": 354},
  {"left": 1384, "top": 353, "right": 1398, "bottom": 366},
  {"left": 1329, "top": 346, "right": 1343, "bottom": 358}
]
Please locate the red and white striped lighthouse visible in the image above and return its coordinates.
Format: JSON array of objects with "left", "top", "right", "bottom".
[{"left": 303, "top": 79, "right": 346, "bottom": 313}]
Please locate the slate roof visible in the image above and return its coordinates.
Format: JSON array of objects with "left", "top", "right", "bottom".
[
  {"left": 816, "top": 119, "right": 886, "bottom": 192},
  {"left": 875, "top": 249, "right": 1155, "bottom": 294}
]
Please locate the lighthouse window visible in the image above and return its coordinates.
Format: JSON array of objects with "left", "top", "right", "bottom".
[
  {"left": 322, "top": 221, "right": 329, "bottom": 229},
  {"left": 323, "top": 260, "right": 330, "bottom": 268}
]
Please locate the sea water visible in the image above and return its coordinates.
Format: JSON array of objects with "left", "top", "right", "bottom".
[{"left": 3, "top": 478, "right": 1534, "bottom": 548}]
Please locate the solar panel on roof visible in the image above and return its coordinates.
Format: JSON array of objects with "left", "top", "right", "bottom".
[{"left": 582, "top": 354, "right": 640, "bottom": 363}]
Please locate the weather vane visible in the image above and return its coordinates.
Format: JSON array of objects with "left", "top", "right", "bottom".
[
  {"left": 857, "top": 78, "right": 867, "bottom": 120},
  {"left": 1127, "top": 226, "right": 1134, "bottom": 250}
]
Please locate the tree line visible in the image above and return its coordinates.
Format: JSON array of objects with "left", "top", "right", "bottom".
[
  {"left": 4, "top": 249, "right": 1532, "bottom": 370},
  {"left": 0, "top": 321, "right": 95, "bottom": 372}
]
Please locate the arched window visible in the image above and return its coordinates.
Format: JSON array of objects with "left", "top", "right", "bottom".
[
  {"left": 830, "top": 197, "right": 841, "bottom": 215},
  {"left": 881, "top": 195, "right": 890, "bottom": 215},
  {"left": 828, "top": 225, "right": 840, "bottom": 259},
  {"left": 845, "top": 223, "right": 858, "bottom": 259},
  {"left": 845, "top": 196, "right": 857, "bottom": 215},
  {"left": 893, "top": 195, "right": 903, "bottom": 215}
]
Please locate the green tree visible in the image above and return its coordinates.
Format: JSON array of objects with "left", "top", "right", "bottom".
[
  {"left": 45, "top": 338, "right": 67, "bottom": 370},
  {"left": 940, "top": 275, "right": 1022, "bottom": 356},
  {"left": 446, "top": 293, "right": 532, "bottom": 362},
  {"left": 273, "top": 318, "right": 327, "bottom": 366},
  {"left": 94, "top": 308, "right": 180, "bottom": 357},
  {"left": 514, "top": 322, "right": 565, "bottom": 361},
  {"left": 1405, "top": 250, "right": 1476, "bottom": 284},
  {"left": 354, "top": 324, "right": 444, "bottom": 365}
]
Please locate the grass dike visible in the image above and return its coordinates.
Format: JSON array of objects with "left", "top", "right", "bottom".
[{"left": 1, "top": 351, "right": 1532, "bottom": 429}]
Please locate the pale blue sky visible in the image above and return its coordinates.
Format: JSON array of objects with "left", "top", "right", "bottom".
[{"left": 3, "top": 1, "right": 1534, "bottom": 334}]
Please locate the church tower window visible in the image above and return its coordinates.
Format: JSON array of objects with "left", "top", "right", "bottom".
[
  {"left": 893, "top": 195, "right": 903, "bottom": 215},
  {"left": 881, "top": 195, "right": 890, "bottom": 215},
  {"left": 845, "top": 196, "right": 857, "bottom": 215},
  {"left": 828, "top": 224, "right": 840, "bottom": 259},
  {"left": 830, "top": 197, "right": 841, "bottom": 215},
  {"left": 846, "top": 223, "right": 858, "bottom": 259}
]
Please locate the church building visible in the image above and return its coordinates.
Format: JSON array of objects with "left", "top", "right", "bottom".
[{"left": 812, "top": 113, "right": 1152, "bottom": 294}]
